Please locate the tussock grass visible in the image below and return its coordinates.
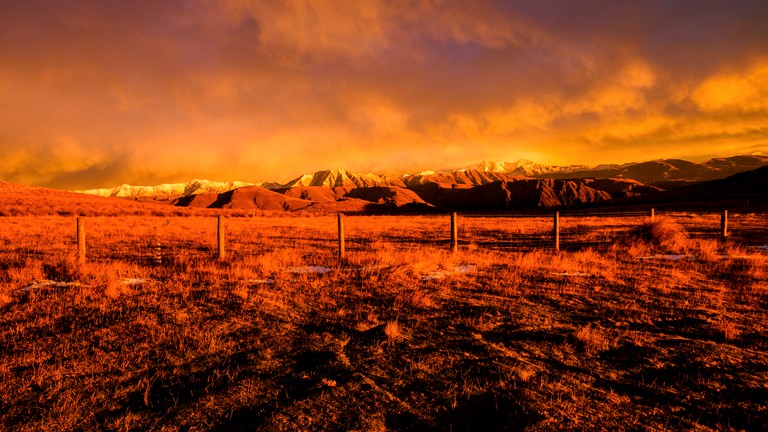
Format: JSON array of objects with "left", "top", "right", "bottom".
[
  {"left": 574, "top": 324, "right": 615, "bottom": 353},
  {"left": 631, "top": 217, "right": 689, "bottom": 252},
  {"left": 384, "top": 321, "right": 405, "bottom": 343}
]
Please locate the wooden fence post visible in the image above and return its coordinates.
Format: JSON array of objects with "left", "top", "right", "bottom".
[
  {"left": 721, "top": 210, "right": 728, "bottom": 240},
  {"left": 553, "top": 211, "right": 560, "bottom": 252},
  {"left": 337, "top": 213, "right": 345, "bottom": 260},
  {"left": 76, "top": 217, "right": 86, "bottom": 265},
  {"left": 217, "top": 215, "right": 226, "bottom": 260},
  {"left": 450, "top": 212, "right": 458, "bottom": 253}
]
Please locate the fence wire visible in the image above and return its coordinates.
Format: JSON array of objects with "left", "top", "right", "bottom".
[{"left": 1, "top": 212, "right": 766, "bottom": 265}]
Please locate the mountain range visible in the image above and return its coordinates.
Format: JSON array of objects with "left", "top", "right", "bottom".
[
  {"left": 77, "top": 154, "right": 767, "bottom": 197},
  {"left": 78, "top": 179, "right": 262, "bottom": 200},
  {"left": 1, "top": 154, "right": 766, "bottom": 215},
  {"left": 59, "top": 154, "right": 768, "bottom": 212}
]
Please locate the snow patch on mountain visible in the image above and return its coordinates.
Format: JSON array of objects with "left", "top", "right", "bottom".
[
  {"left": 282, "top": 169, "right": 406, "bottom": 188},
  {"left": 462, "top": 160, "right": 590, "bottom": 176},
  {"left": 78, "top": 179, "right": 255, "bottom": 199}
]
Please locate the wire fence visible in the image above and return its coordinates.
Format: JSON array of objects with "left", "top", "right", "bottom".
[{"left": 3, "top": 210, "right": 767, "bottom": 267}]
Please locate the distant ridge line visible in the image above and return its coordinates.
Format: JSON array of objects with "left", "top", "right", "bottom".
[{"left": 73, "top": 154, "right": 768, "bottom": 201}]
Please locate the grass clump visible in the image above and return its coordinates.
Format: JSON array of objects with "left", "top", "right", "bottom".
[
  {"left": 41, "top": 254, "right": 84, "bottom": 282},
  {"left": 631, "top": 217, "right": 689, "bottom": 252}
]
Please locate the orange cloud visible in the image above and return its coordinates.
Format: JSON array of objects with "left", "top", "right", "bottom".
[
  {"left": 0, "top": 1, "right": 766, "bottom": 188},
  {"left": 693, "top": 61, "right": 768, "bottom": 112}
]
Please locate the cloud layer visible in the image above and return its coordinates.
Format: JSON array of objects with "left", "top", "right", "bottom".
[{"left": 1, "top": 0, "right": 767, "bottom": 188}]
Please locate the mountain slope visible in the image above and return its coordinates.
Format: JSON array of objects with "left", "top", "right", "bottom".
[
  {"left": 652, "top": 164, "right": 768, "bottom": 202},
  {"left": 79, "top": 179, "right": 260, "bottom": 200},
  {"left": 536, "top": 155, "right": 768, "bottom": 185},
  {"left": 463, "top": 160, "right": 592, "bottom": 176},
  {"left": 279, "top": 186, "right": 350, "bottom": 203},
  {"left": 581, "top": 178, "right": 663, "bottom": 198},
  {"left": 703, "top": 155, "right": 768, "bottom": 176},
  {"left": 174, "top": 186, "right": 313, "bottom": 210},
  {"left": 0, "top": 181, "right": 190, "bottom": 216},
  {"left": 410, "top": 179, "right": 611, "bottom": 210},
  {"left": 276, "top": 186, "right": 430, "bottom": 207},
  {"left": 344, "top": 187, "right": 429, "bottom": 207},
  {"left": 282, "top": 169, "right": 405, "bottom": 188},
  {"left": 402, "top": 170, "right": 524, "bottom": 187}
]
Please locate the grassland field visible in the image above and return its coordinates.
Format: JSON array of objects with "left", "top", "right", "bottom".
[{"left": 1, "top": 212, "right": 767, "bottom": 431}]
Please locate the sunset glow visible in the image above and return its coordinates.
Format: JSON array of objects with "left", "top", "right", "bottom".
[{"left": 1, "top": 0, "right": 767, "bottom": 189}]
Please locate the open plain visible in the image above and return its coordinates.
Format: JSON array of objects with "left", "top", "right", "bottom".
[{"left": 1, "top": 211, "right": 767, "bottom": 431}]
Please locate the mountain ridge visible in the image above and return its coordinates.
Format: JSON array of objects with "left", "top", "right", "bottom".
[
  {"left": 73, "top": 154, "right": 768, "bottom": 201},
  {"left": 77, "top": 179, "right": 267, "bottom": 200},
  {"left": 2, "top": 157, "right": 766, "bottom": 214}
]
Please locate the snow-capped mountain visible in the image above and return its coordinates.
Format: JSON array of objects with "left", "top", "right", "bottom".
[
  {"left": 73, "top": 155, "right": 768, "bottom": 202},
  {"left": 398, "top": 159, "right": 593, "bottom": 186},
  {"left": 281, "top": 169, "right": 406, "bottom": 188},
  {"left": 462, "top": 160, "right": 590, "bottom": 176},
  {"left": 78, "top": 179, "right": 257, "bottom": 199},
  {"left": 401, "top": 170, "right": 523, "bottom": 187}
]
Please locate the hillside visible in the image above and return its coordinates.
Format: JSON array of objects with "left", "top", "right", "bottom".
[
  {"left": 462, "top": 159, "right": 593, "bottom": 176},
  {"left": 279, "top": 186, "right": 351, "bottom": 203},
  {"left": 176, "top": 185, "right": 431, "bottom": 213},
  {"left": 282, "top": 169, "right": 405, "bottom": 188},
  {"left": 173, "top": 186, "right": 313, "bottom": 211},
  {"left": 580, "top": 178, "right": 663, "bottom": 198},
  {"left": 171, "top": 177, "right": 665, "bottom": 212},
  {"left": 536, "top": 155, "right": 768, "bottom": 185},
  {"left": 402, "top": 170, "right": 523, "bottom": 187},
  {"left": 78, "top": 179, "right": 262, "bottom": 200},
  {"left": 0, "top": 181, "right": 214, "bottom": 216},
  {"left": 410, "top": 179, "right": 611, "bottom": 210},
  {"left": 641, "top": 164, "right": 768, "bottom": 205},
  {"left": 344, "top": 186, "right": 429, "bottom": 207}
]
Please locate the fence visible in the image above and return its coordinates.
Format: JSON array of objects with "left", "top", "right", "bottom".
[{"left": 48, "top": 209, "right": 763, "bottom": 265}]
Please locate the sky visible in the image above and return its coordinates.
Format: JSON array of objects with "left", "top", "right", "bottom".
[{"left": 1, "top": 0, "right": 767, "bottom": 189}]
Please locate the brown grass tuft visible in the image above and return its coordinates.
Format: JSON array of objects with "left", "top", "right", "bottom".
[
  {"left": 716, "top": 318, "right": 741, "bottom": 341},
  {"left": 384, "top": 320, "right": 405, "bottom": 343},
  {"left": 0, "top": 292, "right": 11, "bottom": 306},
  {"left": 575, "top": 324, "right": 613, "bottom": 352},
  {"left": 631, "top": 217, "right": 689, "bottom": 252},
  {"left": 693, "top": 239, "right": 721, "bottom": 262},
  {"left": 42, "top": 254, "right": 84, "bottom": 282}
]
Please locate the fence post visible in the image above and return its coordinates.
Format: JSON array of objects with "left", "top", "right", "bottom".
[
  {"left": 337, "top": 213, "right": 345, "bottom": 260},
  {"left": 217, "top": 215, "right": 226, "bottom": 260},
  {"left": 553, "top": 211, "right": 560, "bottom": 251},
  {"left": 152, "top": 225, "right": 162, "bottom": 265},
  {"left": 650, "top": 208, "right": 655, "bottom": 222},
  {"left": 721, "top": 210, "right": 728, "bottom": 240},
  {"left": 450, "top": 212, "right": 458, "bottom": 253},
  {"left": 76, "top": 217, "right": 86, "bottom": 265}
]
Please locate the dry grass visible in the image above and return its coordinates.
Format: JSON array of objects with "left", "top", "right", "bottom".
[
  {"left": 630, "top": 217, "right": 689, "bottom": 252},
  {"left": 384, "top": 321, "right": 405, "bottom": 343},
  {"left": 0, "top": 212, "right": 767, "bottom": 431}
]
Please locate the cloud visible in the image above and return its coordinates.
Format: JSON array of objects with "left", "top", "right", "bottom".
[
  {"left": 693, "top": 61, "right": 768, "bottom": 112},
  {"left": 0, "top": 0, "right": 766, "bottom": 188}
]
